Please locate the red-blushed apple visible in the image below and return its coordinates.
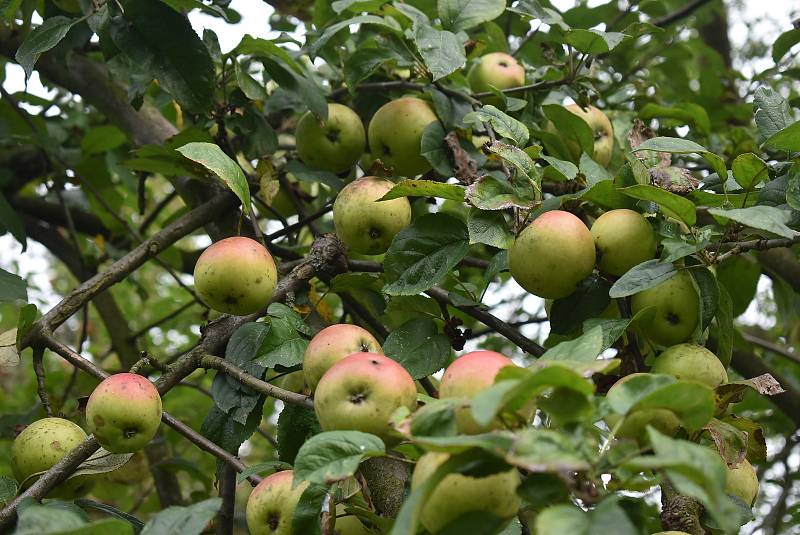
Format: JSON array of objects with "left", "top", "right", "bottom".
[
  {"left": 546, "top": 104, "right": 614, "bottom": 165},
  {"left": 591, "top": 209, "right": 657, "bottom": 276},
  {"left": 509, "top": 210, "right": 596, "bottom": 299},
  {"left": 650, "top": 344, "right": 728, "bottom": 388},
  {"left": 411, "top": 451, "right": 520, "bottom": 534},
  {"left": 314, "top": 353, "right": 417, "bottom": 443},
  {"left": 12, "top": 418, "right": 94, "bottom": 498},
  {"left": 467, "top": 52, "right": 525, "bottom": 106},
  {"left": 194, "top": 236, "right": 278, "bottom": 316},
  {"left": 439, "top": 350, "right": 526, "bottom": 434},
  {"left": 604, "top": 373, "right": 681, "bottom": 444},
  {"left": 86, "top": 373, "right": 163, "bottom": 453},
  {"left": 631, "top": 271, "right": 699, "bottom": 347},
  {"left": 246, "top": 470, "right": 308, "bottom": 535},
  {"left": 725, "top": 458, "right": 759, "bottom": 505},
  {"left": 332, "top": 176, "right": 411, "bottom": 255},
  {"left": 303, "top": 324, "right": 383, "bottom": 391},
  {"left": 295, "top": 103, "right": 366, "bottom": 173},
  {"left": 367, "top": 97, "right": 438, "bottom": 176}
]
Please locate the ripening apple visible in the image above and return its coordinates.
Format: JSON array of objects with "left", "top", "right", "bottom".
[
  {"left": 12, "top": 418, "right": 94, "bottom": 498},
  {"left": 86, "top": 373, "right": 163, "bottom": 453},
  {"left": 295, "top": 103, "right": 366, "bottom": 173},
  {"left": 411, "top": 451, "right": 520, "bottom": 534},
  {"left": 631, "top": 271, "right": 699, "bottom": 347},
  {"left": 605, "top": 373, "right": 681, "bottom": 443},
  {"left": 194, "top": 236, "right": 278, "bottom": 315},
  {"left": 509, "top": 210, "right": 596, "bottom": 299},
  {"left": 650, "top": 344, "right": 728, "bottom": 388},
  {"left": 467, "top": 52, "right": 525, "bottom": 106},
  {"left": 591, "top": 209, "right": 657, "bottom": 276},
  {"left": 314, "top": 353, "right": 417, "bottom": 443},
  {"left": 332, "top": 176, "right": 411, "bottom": 255},
  {"left": 246, "top": 470, "right": 309, "bottom": 535},
  {"left": 546, "top": 104, "right": 614, "bottom": 166},
  {"left": 303, "top": 324, "right": 383, "bottom": 391},
  {"left": 439, "top": 350, "right": 528, "bottom": 434},
  {"left": 725, "top": 458, "right": 759, "bottom": 505},
  {"left": 367, "top": 97, "right": 439, "bottom": 176}
]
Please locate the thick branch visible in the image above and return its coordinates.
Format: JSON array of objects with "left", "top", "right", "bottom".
[
  {"left": 653, "top": 0, "right": 714, "bottom": 27},
  {"left": 660, "top": 479, "right": 704, "bottom": 534}
]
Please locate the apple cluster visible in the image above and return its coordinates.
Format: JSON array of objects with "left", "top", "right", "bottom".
[{"left": 11, "top": 373, "right": 162, "bottom": 497}]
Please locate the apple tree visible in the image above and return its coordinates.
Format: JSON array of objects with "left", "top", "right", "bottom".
[{"left": 0, "top": 0, "right": 799, "bottom": 534}]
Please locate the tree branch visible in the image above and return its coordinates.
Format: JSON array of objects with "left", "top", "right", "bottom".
[{"left": 653, "top": 0, "right": 714, "bottom": 27}]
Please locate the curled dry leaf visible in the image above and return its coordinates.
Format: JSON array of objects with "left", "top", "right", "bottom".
[{"left": 445, "top": 131, "right": 479, "bottom": 185}]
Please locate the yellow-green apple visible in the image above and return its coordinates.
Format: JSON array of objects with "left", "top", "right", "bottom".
[
  {"left": 411, "top": 451, "right": 520, "bottom": 534},
  {"left": 194, "top": 236, "right": 278, "bottom": 315},
  {"left": 467, "top": 52, "right": 525, "bottom": 105},
  {"left": 333, "top": 504, "right": 371, "bottom": 535},
  {"left": 509, "top": 210, "right": 596, "bottom": 299},
  {"left": 246, "top": 470, "right": 309, "bottom": 535},
  {"left": 367, "top": 97, "right": 438, "bottom": 176},
  {"left": 604, "top": 373, "right": 680, "bottom": 443},
  {"left": 12, "top": 418, "right": 94, "bottom": 497},
  {"left": 86, "top": 373, "right": 163, "bottom": 453},
  {"left": 725, "top": 458, "right": 759, "bottom": 505},
  {"left": 546, "top": 104, "right": 614, "bottom": 166},
  {"left": 332, "top": 176, "right": 411, "bottom": 255},
  {"left": 439, "top": 350, "right": 526, "bottom": 434},
  {"left": 631, "top": 271, "right": 699, "bottom": 346},
  {"left": 295, "top": 103, "right": 366, "bottom": 173},
  {"left": 650, "top": 344, "right": 728, "bottom": 388},
  {"left": 591, "top": 209, "right": 657, "bottom": 276},
  {"left": 314, "top": 353, "right": 417, "bottom": 443},
  {"left": 303, "top": 324, "right": 382, "bottom": 391}
]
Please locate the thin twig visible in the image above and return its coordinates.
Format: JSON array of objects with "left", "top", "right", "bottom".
[
  {"left": 653, "top": 0, "right": 713, "bottom": 27},
  {"left": 32, "top": 346, "right": 53, "bottom": 417}
]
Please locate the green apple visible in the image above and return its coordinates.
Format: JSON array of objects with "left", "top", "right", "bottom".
[
  {"left": 631, "top": 271, "right": 699, "bottom": 346},
  {"left": 367, "top": 97, "right": 438, "bottom": 176},
  {"left": 467, "top": 52, "right": 525, "bottom": 105},
  {"left": 725, "top": 458, "right": 759, "bottom": 505},
  {"left": 439, "top": 350, "right": 528, "bottom": 434},
  {"left": 314, "top": 353, "right": 417, "bottom": 443},
  {"left": 86, "top": 373, "right": 163, "bottom": 453},
  {"left": 246, "top": 470, "right": 309, "bottom": 535},
  {"left": 303, "top": 324, "right": 383, "bottom": 391},
  {"left": 411, "top": 451, "right": 520, "bottom": 534},
  {"left": 546, "top": 104, "right": 614, "bottom": 166},
  {"left": 295, "top": 103, "right": 366, "bottom": 173},
  {"left": 194, "top": 236, "right": 278, "bottom": 315},
  {"left": 509, "top": 210, "right": 596, "bottom": 299},
  {"left": 650, "top": 344, "right": 728, "bottom": 388},
  {"left": 12, "top": 417, "right": 94, "bottom": 498},
  {"left": 591, "top": 209, "right": 657, "bottom": 276},
  {"left": 332, "top": 176, "right": 411, "bottom": 255}
]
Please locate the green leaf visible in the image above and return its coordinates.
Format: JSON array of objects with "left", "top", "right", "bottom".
[
  {"left": 235, "top": 35, "right": 302, "bottom": 74},
  {"left": 507, "top": 0, "right": 568, "bottom": 29},
  {"left": 505, "top": 428, "right": 593, "bottom": 473},
  {"left": 632, "top": 137, "right": 726, "bottom": 180},
  {"left": 0, "top": 267, "right": 27, "bottom": 302},
  {"left": 541, "top": 156, "right": 578, "bottom": 182},
  {"left": 0, "top": 476, "right": 17, "bottom": 506},
  {"left": 0, "top": 192, "right": 26, "bottom": 251},
  {"left": 639, "top": 103, "right": 711, "bottom": 135},
  {"left": 409, "top": 398, "right": 458, "bottom": 437},
  {"left": 383, "top": 317, "right": 451, "bottom": 378},
  {"left": 731, "top": 153, "right": 769, "bottom": 190},
  {"left": 293, "top": 431, "right": 385, "bottom": 486},
  {"left": 115, "top": 0, "right": 215, "bottom": 113},
  {"left": 763, "top": 120, "right": 800, "bottom": 152},
  {"left": 608, "top": 260, "right": 677, "bottom": 298},
  {"left": 466, "top": 174, "right": 535, "bottom": 210},
  {"left": 74, "top": 499, "right": 144, "bottom": 533},
  {"left": 627, "top": 429, "right": 740, "bottom": 534},
  {"left": 286, "top": 160, "right": 343, "bottom": 191},
  {"left": 463, "top": 105, "right": 529, "bottom": 147},
  {"left": 332, "top": 0, "right": 389, "bottom": 14},
  {"left": 438, "top": 0, "right": 506, "bottom": 32},
  {"left": 308, "top": 15, "right": 402, "bottom": 56},
  {"left": 578, "top": 153, "right": 612, "bottom": 185},
  {"left": 703, "top": 418, "right": 748, "bottom": 467},
  {"left": 291, "top": 482, "right": 329, "bottom": 535},
  {"left": 420, "top": 121, "right": 454, "bottom": 177},
  {"left": 140, "top": 498, "right": 222, "bottom": 535},
  {"left": 752, "top": 86, "right": 793, "bottom": 141},
  {"left": 621, "top": 184, "right": 695, "bottom": 224},
  {"left": 81, "top": 126, "right": 128, "bottom": 155},
  {"left": 255, "top": 317, "right": 308, "bottom": 368},
  {"left": 69, "top": 448, "right": 134, "bottom": 480},
  {"left": 708, "top": 205, "right": 798, "bottom": 239},
  {"left": 691, "top": 266, "right": 718, "bottom": 333},
  {"left": 15, "top": 16, "right": 77, "bottom": 77},
  {"left": 381, "top": 179, "right": 465, "bottom": 202},
  {"left": 485, "top": 142, "right": 541, "bottom": 192},
  {"left": 542, "top": 105, "right": 594, "bottom": 158},
  {"left": 414, "top": 23, "right": 466, "bottom": 81},
  {"left": 261, "top": 58, "right": 328, "bottom": 119},
  {"left": 384, "top": 213, "right": 470, "bottom": 295},
  {"left": 344, "top": 46, "right": 406, "bottom": 89},
  {"left": 565, "top": 29, "right": 626, "bottom": 54},
  {"left": 540, "top": 325, "right": 604, "bottom": 362},
  {"left": 535, "top": 497, "right": 638, "bottom": 535},
  {"left": 467, "top": 208, "right": 514, "bottom": 249},
  {"left": 772, "top": 28, "right": 800, "bottom": 63},
  {"left": 234, "top": 60, "right": 268, "bottom": 100},
  {"left": 714, "top": 283, "right": 734, "bottom": 367},
  {"left": 277, "top": 404, "right": 320, "bottom": 464},
  {"left": 550, "top": 275, "right": 611, "bottom": 335},
  {"left": 176, "top": 142, "right": 251, "bottom": 214}
]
